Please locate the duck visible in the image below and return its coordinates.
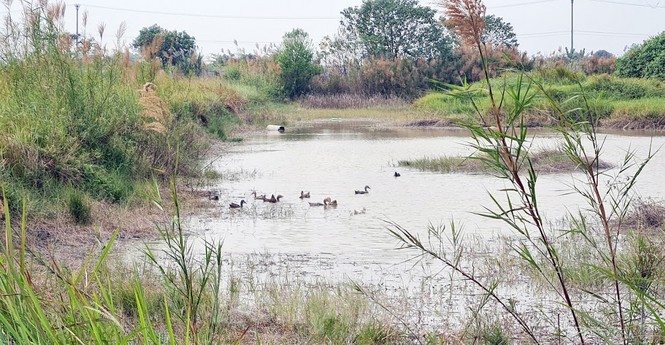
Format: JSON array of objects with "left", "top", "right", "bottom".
[
  {"left": 229, "top": 200, "right": 246, "bottom": 209},
  {"left": 299, "top": 191, "right": 311, "bottom": 199},
  {"left": 355, "top": 185, "right": 371, "bottom": 194},
  {"left": 267, "top": 194, "right": 284, "bottom": 203},
  {"left": 352, "top": 208, "right": 366, "bottom": 215},
  {"left": 309, "top": 200, "right": 326, "bottom": 207},
  {"left": 251, "top": 191, "right": 267, "bottom": 201},
  {"left": 394, "top": 171, "right": 401, "bottom": 177},
  {"left": 324, "top": 197, "right": 338, "bottom": 208}
]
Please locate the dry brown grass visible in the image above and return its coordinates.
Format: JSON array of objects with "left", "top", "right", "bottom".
[
  {"left": 139, "top": 82, "right": 170, "bottom": 134},
  {"left": 624, "top": 198, "right": 665, "bottom": 231},
  {"left": 282, "top": 103, "right": 434, "bottom": 126},
  {"left": 203, "top": 83, "right": 248, "bottom": 114},
  {"left": 298, "top": 94, "right": 410, "bottom": 109},
  {"left": 601, "top": 111, "right": 665, "bottom": 131}
]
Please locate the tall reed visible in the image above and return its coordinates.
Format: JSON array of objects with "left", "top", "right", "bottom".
[
  {"left": 389, "top": 0, "right": 662, "bottom": 343},
  {"left": 0, "top": 1, "right": 210, "bottom": 215}
]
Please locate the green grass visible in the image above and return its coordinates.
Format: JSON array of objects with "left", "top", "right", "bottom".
[
  {"left": 399, "top": 156, "right": 479, "bottom": 173},
  {"left": 399, "top": 148, "right": 612, "bottom": 174},
  {"left": 0, "top": 9, "right": 246, "bottom": 217},
  {"left": 66, "top": 188, "right": 91, "bottom": 224},
  {"left": 414, "top": 72, "right": 665, "bottom": 128}
]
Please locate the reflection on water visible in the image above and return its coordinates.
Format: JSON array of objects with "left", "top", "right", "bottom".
[{"left": 183, "top": 120, "right": 665, "bottom": 328}]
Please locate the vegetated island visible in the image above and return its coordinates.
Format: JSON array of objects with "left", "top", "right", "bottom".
[{"left": 398, "top": 148, "right": 614, "bottom": 174}]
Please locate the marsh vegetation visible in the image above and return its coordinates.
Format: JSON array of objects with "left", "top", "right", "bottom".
[
  {"left": 398, "top": 148, "right": 614, "bottom": 174},
  {"left": 1, "top": 0, "right": 665, "bottom": 344}
]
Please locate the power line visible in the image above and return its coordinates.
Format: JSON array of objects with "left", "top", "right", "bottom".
[
  {"left": 588, "top": 0, "right": 665, "bottom": 8},
  {"left": 198, "top": 39, "right": 277, "bottom": 44},
  {"left": 489, "top": 0, "right": 557, "bottom": 9},
  {"left": 75, "top": 3, "right": 340, "bottom": 20},
  {"left": 518, "top": 30, "right": 652, "bottom": 38},
  {"left": 577, "top": 30, "right": 652, "bottom": 36},
  {"left": 519, "top": 30, "right": 568, "bottom": 37}
]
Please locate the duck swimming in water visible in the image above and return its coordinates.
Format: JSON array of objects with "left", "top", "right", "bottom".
[
  {"left": 299, "top": 191, "right": 311, "bottom": 199},
  {"left": 229, "top": 200, "right": 246, "bottom": 209},
  {"left": 352, "top": 208, "right": 366, "bottom": 215},
  {"left": 324, "top": 197, "right": 338, "bottom": 208},
  {"left": 251, "top": 191, "right": 267, "bottom": 201},
  {"left": 394, "top": 171, "right": 401, "bottom": 177},
  {"left": 267, "top": 194, "right": 283, "bottom": 203},
  {"left": 309, "top": 199, "right": 326, "bottom": 207},
  {"left": 355, "top": 185, "right": 371, "bottom": 194}
]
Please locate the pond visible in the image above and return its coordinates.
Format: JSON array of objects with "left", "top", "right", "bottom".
[{"left": 182, "top": 119, "right": 665, "bottom": 330}]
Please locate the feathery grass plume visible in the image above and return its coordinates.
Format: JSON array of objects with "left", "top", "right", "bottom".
[
  {"left": 139, "top": 82, "right": 170, "bottom": 134},
  {"left": 441, "top": 0, "right": 486, "bottom": 47}
]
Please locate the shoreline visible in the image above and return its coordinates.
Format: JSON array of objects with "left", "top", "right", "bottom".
[{"left": 15, "top": 112, "right": 665, "bottom": 263}]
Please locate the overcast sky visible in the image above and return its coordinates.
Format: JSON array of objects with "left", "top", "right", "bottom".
[{"left": 4, "top": 0, "right": 664, "bottom": 58}]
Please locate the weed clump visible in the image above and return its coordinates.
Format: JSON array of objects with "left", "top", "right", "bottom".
[
  {"left": 625, "top": 198, "right": 665, "bottom": 230},
  {"left": 66, "top": 189, "right": 91, "bottom": 224}
]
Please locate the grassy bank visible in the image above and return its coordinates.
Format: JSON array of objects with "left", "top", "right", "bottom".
[
  {"left": 0, "top": 7, "right": 260, "bottom": 226},
  {"left": 414, "top": 70, "right": 665, "bottom": 129}
]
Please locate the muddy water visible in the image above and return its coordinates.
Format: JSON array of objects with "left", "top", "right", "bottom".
[
  {"left": 195, "top": 121, "right": 664, "bottom": 255},
  {"left": 184, "top": 120, "right": 665, "bottom": 329}
]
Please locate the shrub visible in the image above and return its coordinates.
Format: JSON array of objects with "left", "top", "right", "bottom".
[
  {"left": 587, "top": 74, "right": 665, "bottom": 99},
  {"left": 275, "top": 29, "right": 321, "bottom": 99},
  {"left": 66, "top": 189, "right": 91, "bottom": 224},
  {"left": 616, "top": 32, "right": 665, "bottom": 80},
  {"left": 312, "top": 57, "right": 458, "bottom": 100}
]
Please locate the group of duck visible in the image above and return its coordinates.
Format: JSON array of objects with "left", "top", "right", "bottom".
[
  {"left": 226, "top": 184, "right": 375, "bottom": 209},
  {"left": 225, "top": 171, "right": 400, "bottom": 210},
  {"left": 229, "top": 191, "right": 283, "bottom": 208}
]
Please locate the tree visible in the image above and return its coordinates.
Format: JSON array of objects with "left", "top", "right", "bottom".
[
  {"left": 593, "top": 49, "right": 614, "bottom": 59},
  {"left": 275, "top": 29, "right": 321, "bottom": 99},
  {"left": 616, "top": 32, "right": 665, "bottom": 80},
  {"left": 482, "top": 15, "right": 518, "bottom": 48},
  {"left": 132, "top": 24, "right": 197, "bottom": 71},
  {"left": 339, "top": 0, "right": 455, "bottom": 60}
]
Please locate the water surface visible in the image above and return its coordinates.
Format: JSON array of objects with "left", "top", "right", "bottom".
[{"left": 188, "top": 120, "right": 665, "bottom": 285}]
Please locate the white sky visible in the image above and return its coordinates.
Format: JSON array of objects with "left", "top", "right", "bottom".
[{"left": 4, "top": 0, "right": 665, "bottom": 58}]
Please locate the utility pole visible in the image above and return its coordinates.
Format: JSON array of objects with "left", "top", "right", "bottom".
[
  {"left": 570, "top": 0, "right": 574, "bottom": 56},
  {"left": 75, "top": 4, "right": 80, "bottom": 44}
]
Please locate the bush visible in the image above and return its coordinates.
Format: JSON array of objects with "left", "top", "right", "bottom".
[
  {"left": 275, "top": 29, "right": 321, "bottom": 99},
  {"left": 616, "top": 32, "right": 665, "bottom": 80},
  {"left": 66, "top": 189, "right": 91, "bottom": 224},
  {"left": 311, "top": 57, "right": 458, "bottom": 100},
  {"left": 221, "top": 57, "right": 283, "bottom": 102},
  {"left": 587, "top": 74, "right": 665, "bottom": 99},
  {"left": 222, "top": 66, "right": 241, "bottom": 81}
]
